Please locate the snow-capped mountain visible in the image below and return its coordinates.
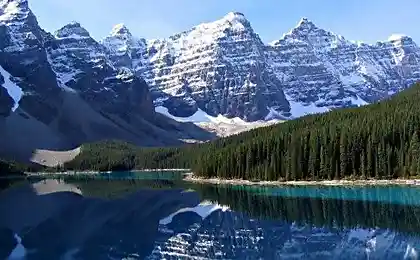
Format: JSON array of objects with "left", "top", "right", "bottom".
[
  {"left": 267, "top": 18, "right": 420, "bottom": 115},
  {"left": 105, "top": 12, "right": 290, "bottom": 121},
  {"left": 0, "top": 0, "right": 213, "bottom": 161},
  {"left": 104, "top": 14, "right": 420, "bottom": 122}
]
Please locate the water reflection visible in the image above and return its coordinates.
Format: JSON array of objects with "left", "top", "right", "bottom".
[
  {"left": 150, "top": 184, "right": 420, "bottom": 259},
  {"left": 0, "top": 178, "right": 199, "bottom": 259},
  {"left": 194, "top": 184, "right": 420, "bottom": 235},
  {"left": 1, "top": 176, "right": 420, "bottom": 259}
]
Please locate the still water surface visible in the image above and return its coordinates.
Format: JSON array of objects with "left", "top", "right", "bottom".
[{"left": 1, "top": 171, "right": 420, "bottom": 259}]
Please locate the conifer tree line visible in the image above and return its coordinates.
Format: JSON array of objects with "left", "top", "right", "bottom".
[{"left": 192, "top": 83, "right": 420, "bottom": 180}]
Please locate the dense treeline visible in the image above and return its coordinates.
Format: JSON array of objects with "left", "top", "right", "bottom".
[
  {"left": 57, "top": 83, "right": 420, "bottom": 181},
  {"left": 62, "top": 131, "right": 248, "bottom": 171},
  {"left": 63, "top": 141, "right": 196, "bottom": 171},
  {"left": 193, "top": 83, "right": 420, "bottom": 180}
]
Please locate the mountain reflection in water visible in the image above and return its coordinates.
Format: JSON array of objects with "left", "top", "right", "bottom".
[{"left": 0, "top": 176, "right": 420, "bottom": 259}]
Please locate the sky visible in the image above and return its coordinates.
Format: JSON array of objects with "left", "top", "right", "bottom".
[{"left": 29, "top": 0, "right": 419, "bottom": 44}]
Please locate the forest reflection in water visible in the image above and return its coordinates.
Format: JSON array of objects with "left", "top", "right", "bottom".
[
  {"left": 7, "top": 176, "right": 420, "bottom": 236},
  {"left": 193, "top": 183, "right": 420, "bottom": 236},
  {"left": 28, "top": 176, "right": 420, "bottom": 236}
]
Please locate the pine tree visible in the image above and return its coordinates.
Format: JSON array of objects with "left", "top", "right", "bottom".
[
  {"left": 409, "top": 132, "right": 420, "bottom": 176},
  {"left": 339, "top": 131, "right": 348, "bottom": 178}
]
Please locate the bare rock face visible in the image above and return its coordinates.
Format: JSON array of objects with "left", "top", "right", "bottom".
[
  {"left": 267, "top": 18, "right": 420, "bottom": 111},
  {"left": 104, "top": 12, "right": 291, "bottom": 121},
  {"left": 0, "top": 0, "right": 215, "bottom": 161},
  {"left": 104, "top": 15, "right": 420, "bottom": 121},
  {"left": 47, "top": 22, "right": 154, "bottom": 120},
  {"left": 0, "top": 0, "right": 62, "bottom": 123}
]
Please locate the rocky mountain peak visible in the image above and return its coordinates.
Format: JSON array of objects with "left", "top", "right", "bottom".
[
  {"left": 387, "top": 34, "right": 415, "bottom": 47},
  {"left": 223, "top": 12, "right": 249, "bottom": 24},
  {"left": 283, "top": 17, "right": 321, "bottom": 38},
  {"left": 275, "top": 17, "right": 347, "bottom": 49},
  {"left": 55, "top": 22, "right": 91, "bottom": 39},
  {"left": 218, "top": 11, "right": 252, "bottom": 32},
  {"left": 102, "top": 23, "right": 146, "bottom": 72},
  {"left": 295, "top": 17, "right": 316, "bottom": 30},
  {"left": 181, "top": 11, "right": 253, "bottom": 39},
  {"left": 110, "top": 23, "right": 131, "bottom": 37},
  {"left": 388, "top": 34, "right": 411, "bottom": 42},
  {"left": 0, "top": 0, "right": 31, "bottom": 24}
]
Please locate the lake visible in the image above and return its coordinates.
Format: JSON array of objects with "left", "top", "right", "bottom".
[{"left": 1, "top": 171, "right": 420, "bottom": 259}]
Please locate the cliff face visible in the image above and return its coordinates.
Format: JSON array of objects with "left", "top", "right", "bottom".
[
  {"left": 0, "top": 0, "right": 214, "bottom": 161},
  {"left": 104, "top": 15, "right": 420, "bottom": 121},
  {"left": 267, "top": 18, "right": 420, "bottom": 115},
  {"left": 104, "top": 12, "right": 290, "bottom": 121}
]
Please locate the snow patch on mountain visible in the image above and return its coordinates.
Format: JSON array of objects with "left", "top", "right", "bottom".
[
  {"left": 156, "top": 105, "right": 271, "bottom": 125},
  {"left": 156, "top": 105, "right": 282, "bottom": 136},
  {"left": 0, "top": 65, "right": 23, "bottom": 111},
  {"left": 350, "top": 96, "right": 369, "bottom": 106},
  {"left": 285, "top": 94, "right": 330, "bottom": 118},
  {"left": 155, "top": 106, "right": 213, "bottom": 123}
]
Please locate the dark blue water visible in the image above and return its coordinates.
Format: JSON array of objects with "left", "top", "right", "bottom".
[{"left": 1, "top": 172, "right": 420, "bottom": 259}]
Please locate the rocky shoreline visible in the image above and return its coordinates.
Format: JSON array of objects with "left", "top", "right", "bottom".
[
  {"left": 183, "top": 174, "right": 420, "bottom": 186},
  {"left": 17, "top": 171, "right": 420, "bottom": 186}
]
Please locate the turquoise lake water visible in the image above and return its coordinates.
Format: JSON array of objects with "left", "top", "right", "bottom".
[{"left": 1, "top": 172, "right": 420, "bottom": 259}]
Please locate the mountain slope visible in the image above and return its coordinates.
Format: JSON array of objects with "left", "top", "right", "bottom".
[{"left": 0, "top": 0, "right": 214, "bottom": 162}]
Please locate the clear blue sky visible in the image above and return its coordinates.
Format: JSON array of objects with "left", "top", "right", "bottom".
[{"left": 29, "top": 0, "right": 419, "bottom": 43}]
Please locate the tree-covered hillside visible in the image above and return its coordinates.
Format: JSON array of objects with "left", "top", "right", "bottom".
[
  {"left": 194, "top": 82, "right": 420, "bottom": 181},
  {"left": 64, "top": 82, "right": 420, "bottom": 181}
]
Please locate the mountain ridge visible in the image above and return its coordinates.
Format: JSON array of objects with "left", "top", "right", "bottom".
[
  {"left": 0, "top": 0, "right": 215, "bottom": 162},
  {"left": 99, "top": 11, "right": 420, "bottom": 121},
  {"left": 34, "top": 9, "right": 416, "bottom": 122}
]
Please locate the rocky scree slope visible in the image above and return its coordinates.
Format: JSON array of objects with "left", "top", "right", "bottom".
[
  {"left": 0, "top": 0, "right": 213, "bottom": 161},
  {"left": 104, "top": 13, "right": 420, "bottom": 121}
]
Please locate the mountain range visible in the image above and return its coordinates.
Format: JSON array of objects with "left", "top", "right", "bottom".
[
  {"left": 1, "top": 0, "right": 419, "bottom": 160},
  {"left": 102, "top": 12, "right": 420, "bottom": 121}
]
